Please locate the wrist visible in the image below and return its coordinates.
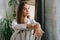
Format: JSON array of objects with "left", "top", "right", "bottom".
[{"left": 34, "top": 23, "right": 41, "bottom": 30}]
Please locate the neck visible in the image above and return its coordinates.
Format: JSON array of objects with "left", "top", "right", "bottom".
[{"left": 21, "top": 16, "right": 28, "bottom": 24}]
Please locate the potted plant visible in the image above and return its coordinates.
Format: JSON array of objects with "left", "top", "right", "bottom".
[{"left": 0, "top": 12, "right": 13, "bottom": 40}]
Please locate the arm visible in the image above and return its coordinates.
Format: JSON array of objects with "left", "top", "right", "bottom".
[
  {"left": 12, "top": 20, "right": 26, "bottom": 31},
  {"left": 31, "top": 19, "right": 45, "bottom": 37},
  {"left": 12, "top": 20, "right": 35, "bottom": 31}
]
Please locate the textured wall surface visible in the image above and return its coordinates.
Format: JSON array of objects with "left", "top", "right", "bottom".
[
  {"left": 55, "top": 0, "right": 60, "bottom": 40},
  {"left": 45, "top": 0, "right": 57, "bottom": 40}
]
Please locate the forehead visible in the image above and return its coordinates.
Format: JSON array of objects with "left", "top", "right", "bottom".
[{"left": 24, "top": 4, "right": 29, "bottom": 8}]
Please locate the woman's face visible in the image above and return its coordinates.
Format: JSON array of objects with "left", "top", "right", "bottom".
[{"left": 22, "top": 4, "right": 30, "bottom": 16}]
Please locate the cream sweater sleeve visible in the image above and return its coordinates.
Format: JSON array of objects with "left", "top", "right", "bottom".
[{"left": 12, "top": 20, "right": 27, "bottom": 31}]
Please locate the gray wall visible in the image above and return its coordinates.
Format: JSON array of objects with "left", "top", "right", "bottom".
[
  {"left": 45, "top": 0, "right": 60, "bottom": 40},
  {"left": 45, "top": 0, "right": 57, "bottom": 40},
  {"left": 55, "top": 0, "right": 60, "bottom": 40}
]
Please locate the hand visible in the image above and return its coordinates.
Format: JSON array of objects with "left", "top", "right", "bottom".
[
  {"left": 34, "top": 28, "right": 45, "bottom": 37},
  {"left": 34, "top": 23, "right": 45, "bottom": 37}
]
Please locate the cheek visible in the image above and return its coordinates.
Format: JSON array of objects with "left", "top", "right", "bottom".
[
  {"left": 22, "top": 10, "right": 27, "bottom": 15},
  {"left": 23, "top": 10, "right": 27, "bottom": 13}
]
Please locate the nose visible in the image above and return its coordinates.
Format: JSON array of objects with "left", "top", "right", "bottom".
[
  {"left": 26, "top": 9, "right": 29, "bottom": 12},
  {"left": 26, "top": 9, "right": 30, "bottom": 14}
]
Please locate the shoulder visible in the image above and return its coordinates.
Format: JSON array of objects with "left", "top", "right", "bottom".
[
  {"left": 27, "top": 18, "right": 37, "bottom": 24},
  {"left": 12, "top": 19, "right": 17, "bottom": 24}
]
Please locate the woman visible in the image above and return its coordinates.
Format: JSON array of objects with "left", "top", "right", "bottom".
[{"left": 10, "top": 2, "right": 44, "bottom": 40}]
